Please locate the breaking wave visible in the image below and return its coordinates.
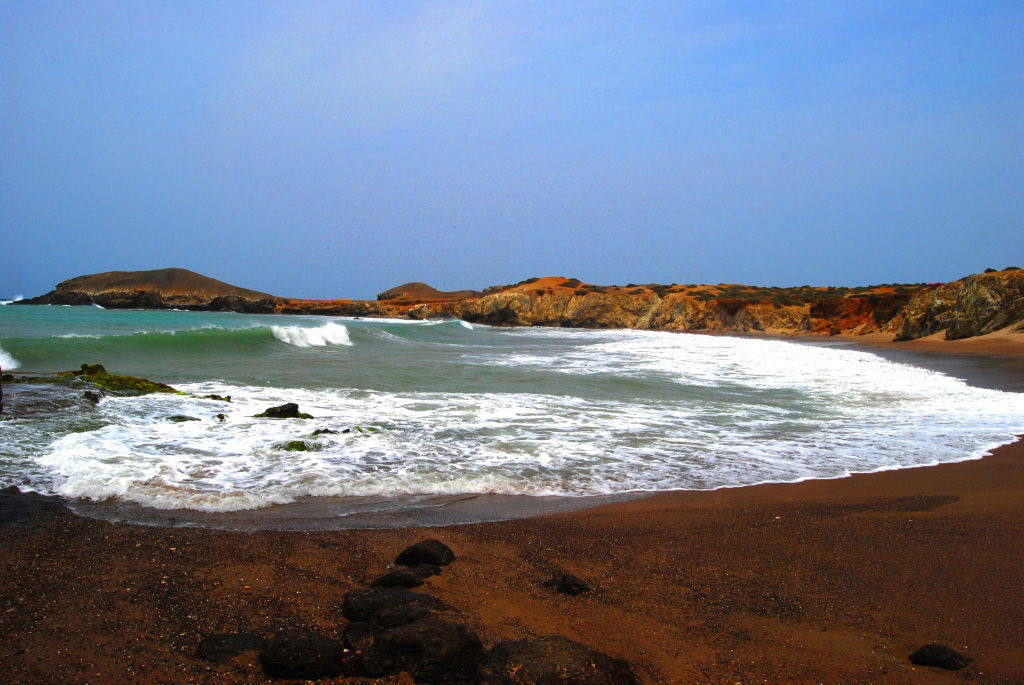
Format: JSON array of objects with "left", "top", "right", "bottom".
[{"left": 271, "top": 322, "right": 352, "bottom": 347}]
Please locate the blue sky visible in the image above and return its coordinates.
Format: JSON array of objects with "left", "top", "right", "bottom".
[{"left": 2, "top": 1, "right": 1021, "bottom": 299}]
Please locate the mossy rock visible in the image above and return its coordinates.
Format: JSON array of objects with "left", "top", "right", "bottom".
[
  {"left": 352, "top": 425, "right": 379, "bottom": 434},
  {"left": 167, "top": 415, "right": 201, "bottom": 423},
  {"left": 277, "top": 440, "right": 315, "bottom": 452},
  {"left": 58, "top": 364, "right": 178, "bottom": 396}
]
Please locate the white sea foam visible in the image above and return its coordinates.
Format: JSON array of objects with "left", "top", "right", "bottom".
[
  {"left": 0, "top": 344, "right": 20, "bottom": 369},
  {"left": 6, "top": 327, "right": 1024, "bottom": 513},
  {"left": 271, "top": 322, "right": 353, "bottom": 347},
  {"left": 0, "top": 295, "right": 23, "bottom": 305}
]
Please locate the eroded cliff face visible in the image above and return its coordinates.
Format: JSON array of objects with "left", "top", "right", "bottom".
[
  {"left": 17, "top": 268, "right": 1024, "bottom": 343},
  {"left": 420, "top": 288, "right": 907, "bottom": 336},
  {"left": 885, "top": 270, "right": 1024, "bottom": 340}
]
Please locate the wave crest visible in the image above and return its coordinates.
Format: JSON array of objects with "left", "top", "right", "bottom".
[
  {"left": 271, "top": 322, "right": 352, "bottom": 348},
  {"left": 0, "top": 344, "right": 19, "bottom": 369}
]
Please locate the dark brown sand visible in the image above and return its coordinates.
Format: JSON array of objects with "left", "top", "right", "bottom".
[{"left": 1, "top": 341, "right": 1023, "bottom": 683}]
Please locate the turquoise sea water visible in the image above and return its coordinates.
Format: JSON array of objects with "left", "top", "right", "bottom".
[{"left": 2, "top": 304, "right": 1023, "bottom": 526}]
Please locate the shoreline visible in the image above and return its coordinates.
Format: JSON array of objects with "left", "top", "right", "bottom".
[
  {"left": 2, "top": 439, "right": 1021, "bottom": 682},
  {"left": 1, "top": 333, "right": 1023, "bottom": 681}
]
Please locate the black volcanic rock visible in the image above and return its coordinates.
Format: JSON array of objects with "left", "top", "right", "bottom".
[
  {"left": 395, "top": 539, "right": 456, "bottom": 566},
  {"left": 0, "top": 486, "right": 65, "bottom": 531},
  {"left": 408, "top": 563, "right": 443, "bottom": 578},
  {"left": 908, "top": 643, "right": 973, "bottom": 670},
  {"left": 259, "top": 631, "right": 344, "bottom": 680},
  {"left": 254, "top": 403, "right": 312, "bottom": 419},
  {"left": 343, "top": 617, "right": 485, "bottom": 685},
  {"left": 341, "top": 588, "right": 452, "bottom": 625},
  {"left": 341, "top": 621, "right": 380, "bottom": 651},
  {"left": 477, "top": 636, "right": 639, "bottom": 684},
  {"left": 542, "top": 573, "right": 591, "bottom": 595}
]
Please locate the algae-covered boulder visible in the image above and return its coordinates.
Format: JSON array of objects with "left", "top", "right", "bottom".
[
  {"left": 59, "top": 364, "right": 178, "bottom": 396},
  {"left": 277, "top": 440, "right": 313, "bottom": 452}
]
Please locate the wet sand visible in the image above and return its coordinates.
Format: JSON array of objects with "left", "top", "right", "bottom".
[{"left": 1, "top": 338, "right": 1023, "bottom": 683}]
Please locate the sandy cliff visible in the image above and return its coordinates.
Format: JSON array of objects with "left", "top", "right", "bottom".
[{"left": 17, "top": 268, "right": 1024, "bottom": 343}]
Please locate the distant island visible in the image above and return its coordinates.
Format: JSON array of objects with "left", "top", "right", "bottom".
[{"left": 16, "top": 266, "right": 1024, "bottom": 343}]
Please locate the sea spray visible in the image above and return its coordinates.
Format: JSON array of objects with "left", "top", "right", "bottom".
[{"left": 0, "top": 343, "right": 20, "bottom": 369}]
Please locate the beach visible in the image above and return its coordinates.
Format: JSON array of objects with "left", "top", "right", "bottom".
[{"left": 0, "top": 336, "right": 1021, "bottom": 683}]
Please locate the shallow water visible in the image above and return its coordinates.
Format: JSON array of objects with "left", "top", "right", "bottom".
[{"left": 2, "top": 305, "right": 1023, "bottom": 528}]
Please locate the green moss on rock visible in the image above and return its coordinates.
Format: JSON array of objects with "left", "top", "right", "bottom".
[
  {"left": 278, "top": 440, "right": 312, "bottom": 451},
  {"left": 57, "top": 364, "right": 179, "bottom": 395}
]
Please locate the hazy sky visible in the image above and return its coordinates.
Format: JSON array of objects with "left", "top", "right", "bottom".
[{"left": 2, "top": 1, "right": 1021, "bottom": 299}]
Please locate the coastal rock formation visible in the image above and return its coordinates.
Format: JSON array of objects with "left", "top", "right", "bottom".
[
  {"left": 885, "top": 269, "right": 1024, "bottom": 340},
  {"left": 17, "top": 267, "right": 1024, "bottom": 344}
]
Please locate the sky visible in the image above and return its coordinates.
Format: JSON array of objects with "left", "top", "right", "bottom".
[{"left": 1, "top": 1, "right": 1021, "bottom": 300}]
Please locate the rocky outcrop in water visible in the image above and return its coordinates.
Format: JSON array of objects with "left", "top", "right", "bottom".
[{"left": 18, "top": 267, "right": 1024, "bottom": 343}]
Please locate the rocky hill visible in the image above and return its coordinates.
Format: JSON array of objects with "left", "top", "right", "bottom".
[
  {"left": 19, "top": 268, "right": 277, "bottom": 311},
  {"left": 17, "top": 267, "right": 1024, "bottom": 343}
]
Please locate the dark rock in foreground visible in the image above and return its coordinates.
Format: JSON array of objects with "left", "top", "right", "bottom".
[
  {"left": 0, "top": 486, "right": 65, "bottom": 531},
  {"left": 254, "top": 403, "right": 313, "bottom": 419},
  {"left": 478, "top": 636, "right": 639, "bottom": 684},
  {"left": 371, "top": 570, "right": 425, "bottom": 588},
  {"left": 342, "top": 587, "right": 452, "bottom": 627},
  {"left": 908, "top": 643, "right": 973, "bottom": 670},
  {"left": 405, "top": 562, "right": 442, "bottom": 578},
  {"left": 396, "top": 539, "right": 456, "bottom": 567},
  {"left": 259, "top": 631, "right": 344, "bottom": 680},
  {"left": 167, "top": 415, "right": 200, "bottom": 423},
  {"left": 195, "top": 632, "right": 265, "bottom": 662},
  {"left": 343, "top": 616, "right": 485, "bottom": 685},
  {"left": 341, "top": 621, "right": 380, "bottom": 651},
  {"left": 542, "top": 573, "right": 591, "bottom": 595}
]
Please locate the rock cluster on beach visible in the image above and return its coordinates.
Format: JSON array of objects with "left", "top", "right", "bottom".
[{"left": 195, "top": 538, "right": 640, "bottom": 683}]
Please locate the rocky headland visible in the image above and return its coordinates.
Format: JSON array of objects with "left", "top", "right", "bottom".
[{"left": 17, "top": 266, "right": 1024, "bottom": 343}]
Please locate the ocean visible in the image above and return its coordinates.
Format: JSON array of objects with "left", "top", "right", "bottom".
[{"left": 2, "top": 304, "right": 1023, "bottom": 529}]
